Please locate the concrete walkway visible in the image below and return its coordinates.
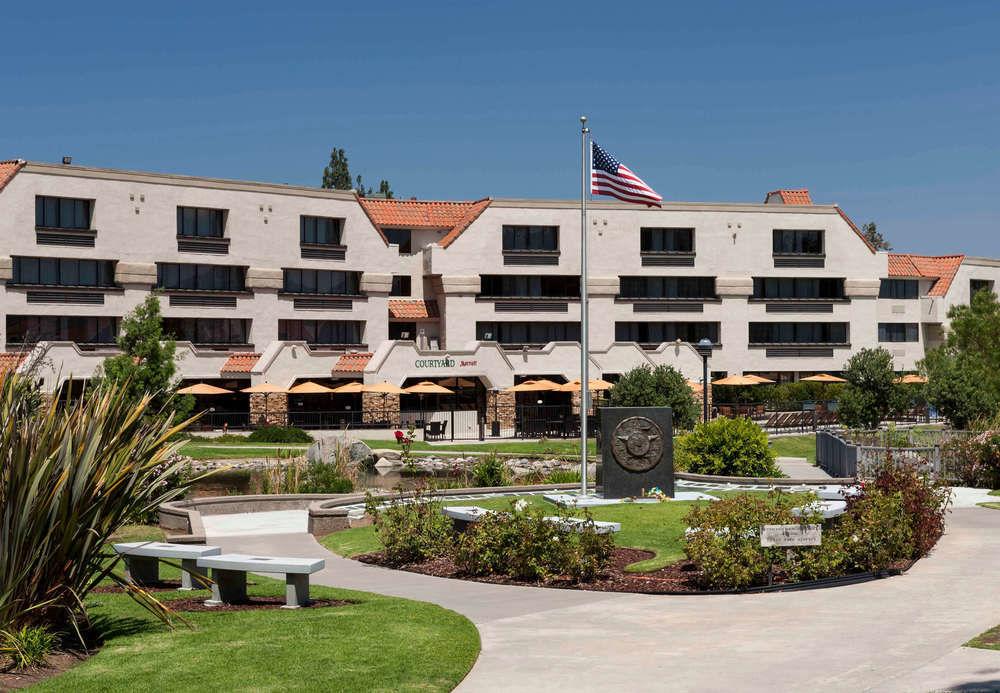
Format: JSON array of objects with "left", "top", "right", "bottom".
[
  {"left": 209, "top": 507, "right": 1000, "bottom": 692},
  {"left": 775, "top": 455, "right": 831, "bottom": 480}
]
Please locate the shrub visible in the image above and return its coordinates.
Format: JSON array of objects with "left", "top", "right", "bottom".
[
  {"left": 679, "top": 417, "right": 782, "bottom": 477},
  {"left": 607, "top": 364, "right": 699, "bottom": 431},
  {"left": 544, "top": 469, "right": 582, "bottom": 484},
  {"left": 943, "top": 430, "right": 1000, "bottom": 489},
  {"left": 684, "top": 491, "right": 816, "bottom": 590},
  {"left": 247, "top": 426, "right": 313, "bottom": 444},
  {"left": 0, "top": 625, "right": 58, "bottom": 670},
  {"left": 364, "top": 489, "right": 453, "bottom": 565},
  {"left": 299, "top": 460, "right": 354, "bottom": 494},
  {"left": 471, "top": 453, "right": 512, "bottom": 487},
  {"left": 838, "top": 347, "right": 906, "bottom": 429},
  {"left": 453, "top": 500, "right": 613, "bottom": 582},
  {"left": 835, "top": 489, "right": 913, "bottom": 572}
]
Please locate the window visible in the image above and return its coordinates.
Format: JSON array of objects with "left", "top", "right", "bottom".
[
  {"left": 618, "top": 276, "right": 716, "bottom": 299},
  {"left": 616, "top": 322, "right": 720, "bottom": 345},
  {"left": 390, "top": 276, "right": 412, "bottom": 296},
  {"left": 752, "top": 277, "right": 845, "bottom": 300},
  {"left": 300, "top": 216, "right": 343, "bottom": 246},
  {"left": 35, "top": 196, "right": 92, "bottom": 230},
  {"left": 176, "top": 206, "right": 226, "bottom": 238},
  {"left": 476, "top": 321, "right": 581, "bottom": 346},
  {"left": 278, "top": 319, "right": 364, "bottom": 346},
  {"left": 156, "top": 263, "right": 246, "bottom": 292},
  {"left": 13, "top": 257, "right": 116, "bottom": 287},
  {"left": 749, "top": 322, "right": 849, "bottom": 344},
  {"left": 162, "top": 318, "right": 251, "bottom": 345},
  {"left": 878, "top": 323, "right": 919, "bottom": 343},
  {"left": 879, "top": 279, "right": 919, "bottom": 299},
  {"left": 640, "top": 228, "right": 694, "bottom": 253},
  {"left": 6, "top": 315, "right": 117, "bottom": 345},
  {"left": 773, "top": 229, "right": 823, "bottom": 255},
  {"left": 282, "top": 269, "right": 361, "bottom": 295},
  {"left": 479, "top": 275, "right": 580, "bottom": 298},
  {"left": 971, "top": 279, "right": 994, "bottom": 297},
  {"left": 389, "top": 322, "right": 417, "bottom": 340},
  {"left": 502, "top": 225, "right": 559, "bottom": 252},
  {"left": 384, "top": 229, "right": 412, "bottom": 253}
]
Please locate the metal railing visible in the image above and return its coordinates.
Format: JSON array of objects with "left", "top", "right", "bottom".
[{"left": 816, "top": 428, "right": 972, "bottom": 479}]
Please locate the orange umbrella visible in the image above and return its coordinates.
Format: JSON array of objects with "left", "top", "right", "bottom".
[
  {"left": 240, "top": 382, "right": 287, "bottom": 394},
  {"left": 177, "top": 383, "right": 233, "bottom": 396},
  {"left": 331, "top": 381, "right": 365, "bottom": 394},
  {"left": 686, "top": 379, "right": 704, "bottom": 393},
  {"left": 405, "top": 381, "right": 455, "bottom": 394},
  {"left": 287, "top": 381, "right": 336, "bottom": 394},
  {"left": 362, "top": 381, "right": 408, "bottom": 394},
  {"left": 556, "top": 378, "right": 614, "bottom": 392},
  {"left": 504, "top": 379, "right": 562, "bottom": 393},
  {"left": 712, "top": 374, "right": 774, "bottom": 386},
  {"left": 800, "top": 373, "right": 848, "bottom": 383},
  {"left": 894, "top": 373, "right": 928, "bottom": 384}
]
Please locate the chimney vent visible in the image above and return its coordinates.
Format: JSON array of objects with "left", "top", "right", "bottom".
[{"left": 61, "top": 156, "right": 72, "bottom": 165}]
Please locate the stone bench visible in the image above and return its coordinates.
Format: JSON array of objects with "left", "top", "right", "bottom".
[
  {"left": 812, "top": 485, "right": 861, "bottom": 501},
  {"left": 791, "top": 500, "right": 847, "bottom": 519},
  {"left": 113, "top": 541, "right": 221, "bottom": 590},
  {"left": 442, "top": 506, "right": 620, "bottom": 534},
  {"left": 197, "top": 554, "right": 325, "bottom": 608}
]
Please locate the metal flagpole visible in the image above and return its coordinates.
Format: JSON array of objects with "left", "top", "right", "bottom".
[{"left": 579, "top": 115, "right": 590, "bottom": 496}]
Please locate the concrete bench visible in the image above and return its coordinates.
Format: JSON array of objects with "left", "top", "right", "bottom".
[
  {"left": 113, "top": 542, "right": 221, "bottom": 590},
  {"left": 813, "top": 485, "right": 862, "bottom": 501},
  {"left": 442, "top": 506, "right": 620, "bottom": 534},
  {"left": 197, "top": 554, "right": 325, "bottom": 608},
  {"left": 792, "top": 500, "right": 847, "bottom": 519}
]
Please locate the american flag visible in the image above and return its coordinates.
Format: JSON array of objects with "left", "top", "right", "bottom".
[{"left": 590, "top": 141, "right": 662, "bottom": 206}]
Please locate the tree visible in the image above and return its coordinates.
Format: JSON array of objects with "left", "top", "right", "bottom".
[
  {"left": 837, "top": 347, "right": 903, "bottom": 429},
  {"left": 606, "top": 364, "right": 699, "bottom": 430},
  {"left": 321, "top": 148, "right": 352, "bottom": 190},
  {"left": 96, "top": 294, "right": 193, "bottom": 422},
  {"left": 861, "top": 221, "right": 891, "bottom": 251},
  {"left": 921, "top": 289, "right": 1000, "bottom": 428}
]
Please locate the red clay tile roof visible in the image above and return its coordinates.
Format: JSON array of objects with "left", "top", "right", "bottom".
[
  {"left": 334, "top": 352, "right": 373, "bottom": 373},
  {"left": 0, "top": 352, "right": 27, "bottom": 377},
  {"left": 888, "top": 254, "right": 965, "bottom": 297},
  {"left": 358, "top": 196, "right": 491, "bottom": 248},
  {"left": 765, "top": 188, "right": 813, "bottom": 205},
  {"left": 220, "top": 352, "right": 261, "bottom": 373},
  {"left": 388, "top": 299, "right": 440, "bottom": 320},
  {"left": 0, "top": 159, "right": 25, "bottom": 194}
]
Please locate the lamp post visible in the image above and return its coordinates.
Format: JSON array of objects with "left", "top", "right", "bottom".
[{"left": 695, "top": 338, "right": 714, "bottom": 422}]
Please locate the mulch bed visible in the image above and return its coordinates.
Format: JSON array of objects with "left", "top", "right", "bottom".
[
  {"left": 1, "top": 651, "right": 89, "bottom": 690},
  {"left": 358, "top": 548, "right": 911, "bottom": 594}
]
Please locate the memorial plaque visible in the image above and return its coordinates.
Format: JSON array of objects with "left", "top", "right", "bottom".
[
  {"left": 760, "top": 524, "right": 822, "bottom": 547},
  {"left": 598, "top": 407, "right": 673, "bottom": 498}
]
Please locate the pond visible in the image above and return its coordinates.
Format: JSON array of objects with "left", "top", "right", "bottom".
[{"left": 188, "top": 466, "right": 478, "bottom": 497}]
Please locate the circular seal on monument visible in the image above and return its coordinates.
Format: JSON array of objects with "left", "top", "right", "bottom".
[{"left": 611, "top": 416, "right": 664, "bottom": 472}]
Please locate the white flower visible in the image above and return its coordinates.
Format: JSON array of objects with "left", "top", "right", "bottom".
[{"left": 513, "top": 499, "right": 528, "bottom": 512}]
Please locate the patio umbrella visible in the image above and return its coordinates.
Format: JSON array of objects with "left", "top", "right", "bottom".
[
  {"left": 363, "top": 381, "right": 409, "bottom": 422},
  {"left": 331, "top": 381, "right": 365, "bottom": 394},
  {"left": 712, "top": 374, "right": 775, "bottom": 386},
  {"left": 503, "top": 379, "right": 562, "bottom": 393},
  {"left": 800, "top": 373, "right": 848, "bottom": 383},
  {"left": 287, "top": 381, "right": 336, "bottom": 394},
  {"left": 894, "top": 373, "right": 928, "bottom": 384},
  {"left": 555, "top": 378, "right": 614, "bottom": 392},
  {"left": 404, "top": 381, "right": 455, "bottom": 395},
  {"left": 176, "top": 383, "right": 233, "bottom": 396},
  {"left": 240, "top": 382, "right": 287, "bottom": 425},
  {"left": 439, "top": 377, "right": 476, "bottom": 388},
  {"left": 686, "top": 379, "right": 704, "bottom": 393}
]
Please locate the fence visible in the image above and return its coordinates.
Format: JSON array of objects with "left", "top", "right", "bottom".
[{"left": 816, "top": 428, "right": 972, "bottom": 479}]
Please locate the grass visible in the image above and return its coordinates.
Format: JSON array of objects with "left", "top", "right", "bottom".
[
  {"left": 34, "top": 527, "right": 479, "bottom": 692},
  {"left": 361, "top": 438, "right": 598, "bottom": 457},
  {"left": 768, "top": 433, "right": 816, "bottom": 464},
  {"left": 966, "top": 624, "right": 1000, "bottom": 651},
  {"left": 178, "top": 441, "right": 308, "bottom": 460},
  {"left": 990, "top": 490, "right": 1000, "bottom": 496},
  {"left": 322, "top": 490, "right": 805, "bottom": 573}
]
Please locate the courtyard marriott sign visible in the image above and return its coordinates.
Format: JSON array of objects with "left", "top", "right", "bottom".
[{"left": 413, "top": 357, "right": 479, "bottom": 369}]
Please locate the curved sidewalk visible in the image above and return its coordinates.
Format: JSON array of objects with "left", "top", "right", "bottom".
[{"left": 209, "top": 507, "right": 1000, "bottom": 692}]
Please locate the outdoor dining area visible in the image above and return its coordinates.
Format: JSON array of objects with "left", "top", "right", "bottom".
[{"left": 506, "top": 377, "right": 613, "bottom": 439}]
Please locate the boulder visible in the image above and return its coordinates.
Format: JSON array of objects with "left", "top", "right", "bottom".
[
  {"left": 370, "top": 448, "right": 401, "bottom": 460},
  {"left": 348, "top": 440, "right": 374, "bottom": 466},
  {"left": 374, "top": 456, "right": 403, "bottom": 471}
]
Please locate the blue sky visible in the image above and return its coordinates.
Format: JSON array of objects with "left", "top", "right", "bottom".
[{"left": 3, "top": 1, "right": 998, "bottom": 255}]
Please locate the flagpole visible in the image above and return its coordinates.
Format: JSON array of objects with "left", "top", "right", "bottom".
[{"left": 579, "top": 115, "right": 590, "bottom": 496}]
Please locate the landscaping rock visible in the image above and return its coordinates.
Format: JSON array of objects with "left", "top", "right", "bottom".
[
  {"left": 348, "top": 440, "right": 374, "bottom": 466},
  {"left": 370, "top": 448, "right": 401, "bottom": 460},
  {"left": 374, "top": 457, "right": 403, "bottom": 471}
]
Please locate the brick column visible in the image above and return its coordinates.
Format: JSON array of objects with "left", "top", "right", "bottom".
[
  {"left": 250, "top": 393, "right": 287, "bottom": 427},
  {"left": 693, "top": 383, "right": 713, "bottom": 423},
  {"left": 485, "top": 390, "right": 515, "bottom": 429},
  {"left": 570, "top": 389, "right": 601, "bottom": 416},
  {"left": 362, "top": 392, "right": 400, "bottom": 426}
]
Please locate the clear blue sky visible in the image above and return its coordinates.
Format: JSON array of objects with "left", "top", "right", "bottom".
[{"left": 3, "top": 1, "right": 998, "bottom": 256}]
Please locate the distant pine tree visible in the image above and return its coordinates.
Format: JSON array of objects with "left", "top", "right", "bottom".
[
  {"left": 861, "top": 221, "right": 891, "bottom": 250},
  {"left": 321, "top": 148, "right": 352, "bottom": 190}
]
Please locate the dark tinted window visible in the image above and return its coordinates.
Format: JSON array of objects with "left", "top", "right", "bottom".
[
  {"left": 970, "top": 279, "right": 993, "bottom": 296},
  {"left": 878, "top": 323, "right": 919, "bottom": 342},
  {"left": 157, "top": 263, "right": 246, "bottom": 291},
  {"left": 618, "top": 276, "right": 716, "bottom": 299},
  {"left": 177, "top": 206, "right": 226, "bottom": 238},
  {"left": 476, "top": 321, "right": 580, "bottom": 345},
  {"left": 640, "top": 228, "right": 694, "bottom": 253},
  {"left": 479, "top": 275, "right": 580, "bottom": 298},
  {"left": 13, "top": 257, "right": 115, "bottom": 287},
  {"left": 615, "top": 322, "right": 719, "bottom": 344},
  {"left": 384, "top": 229, "right": 412, "bottom": 253},
  {"left": 773, "top": 229, "right": 823, "bottom": 254},
  {"left": 300, "top": 216, "right": 343, "bottom": 245},
  {"left": 502, "top": 225, "right": 559, "bottom": 252},
  {"left": 879, "top": 279, "right": 919, "bottom": 299},
  {"left": 6, "top": 315, "right": 117, "bottom": 345},
  {"left": 35, "top": 196, "right": 92, "bottom": 229},
  {"left": 282, "top": 269, "right": 361, "bottom": 295},
  {"left": 748, "top": 322, "right": 849, "bottom": 344},
  {"left": 163, "top": 318, "right": 251, "bottom": 345},
  {"left": 390, "top": 276, "right": 412, "bottom": 296},
  {"left": 753, "top": 277, "right": 845, "bottom": 299},
  {"left": 278, "top": 320, "right": 364, "bottom": 346}
]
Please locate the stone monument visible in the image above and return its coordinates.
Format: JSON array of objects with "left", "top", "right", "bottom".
[{"left": 597, "top": 406, "right": 674, "bottom": 498}]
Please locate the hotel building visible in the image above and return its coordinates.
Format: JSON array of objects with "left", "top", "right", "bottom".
[{"left": 0, "top": 158, "right": 997, "bottom": 430}]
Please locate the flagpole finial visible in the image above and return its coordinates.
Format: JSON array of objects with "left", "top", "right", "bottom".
[{"left": 580, "top": 115, "right": 589, "bottom": 133}]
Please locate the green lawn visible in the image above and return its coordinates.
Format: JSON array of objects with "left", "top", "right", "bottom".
[
  {"left": 768, "top": 433, "right": 816, "bottom": 464},
  {"left": 966, "top": 624, "right": 1000, "bottom": 651},
  {"left": 990, "top": 490, "right": 1000, "bottom": 496},
  {"left": 361, "top": 439, "right": 598, "bottom": 457},
  {"left": 322, "top": 490, "right": 804, "bottom": 573},
  {"left": 35, "top": 527, "right": 479, "bottom": 692},
  {"left": 179, "top": 441, "right": 308, "bottom": 460}
]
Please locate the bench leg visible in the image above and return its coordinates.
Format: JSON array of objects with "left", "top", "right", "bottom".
[
  {"left": 283, "top": 574, "right": 310, "bottom": 609},
  {"left": 179, "top": 558, "right": 209, "bottom": 591},
  {"left": 204, "top": 569, "right": 247, "bottom": 606},
  {"left": 123, "top": 556, "right": 159, "bottom": 586}
]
